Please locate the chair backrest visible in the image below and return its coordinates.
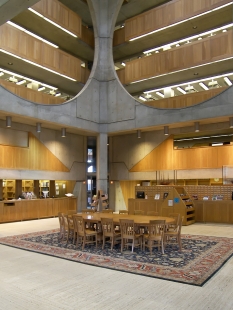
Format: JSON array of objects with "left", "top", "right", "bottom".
[
  {"left": 101, "top": 218, "right": 114, "bottom": 237},
  {"left": 119, "top": 210, "right": 128, "bottom": 214},
  {"left": 101, "top": 209, "right": 113, "bottom": 213},
  {"left": 148, "top": 220, "right": 166, "bottom": 237},
  {"left": 82, "top": 208, "right": 95, "bottom": 214},
  {"left": 73, "top": 215, "right": 85, "bottom": 234},
  {"left": 168, "top": 213, "right": 180, "bottom": 228},
  {"left": 177, "top": 216, "right": 184, "bottom": 234},
  {"left": 147, "top": 211, "right": 159, "bottom": 216},
  {"left": 134, "top": 210, "right": 144, "bottom": 215},
  {"left": 65, "top": 214, "right": 74, "bottom": 228},
  {"left": 67, "top": 210, "right": 76, "bottom": 215},
  {"left": 58, "top": 212, "right": 64, "bottom": 228},
  {"left": 119, "top": 219, "right": 135, "bottom": 238}
]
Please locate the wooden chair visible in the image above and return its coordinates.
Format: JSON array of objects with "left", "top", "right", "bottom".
[
  {"left": 67, "top": 210, "right": 76, "bottom": 215},
  {"left": 101, "top": 209, "right": 114, "bottom": 213},
  {"left": 143, "top": 220, "right": 166, "bottom": 254},
  {"left": 147, "top": 211, "right": 159, "bottom": 216},
  {"left": 101, "top": 218, "right": 121, "bottom": 250},
  {"left": 167, "top": 213, "right": 180, "bottom": 231},
  {"left": 134, "top": 210, "right": 144, "bottom": 215},
  {"left": 164, "top": 216, "right": 183, "bottom": 251},
  {"left": 73, "top": 215, "right": 98, "bottom": 250},
  {"left": 119, "top": 210, "right": 128, "bottom": 214},
  {"left": 65, "top": 214, "right": 75, "bottom": 243},
  {"left": 58, "top": 212, "right": 67, "bottom": 241},
  {"left": 119, "top": 219, "right": 142, "bottom": 253},
  {"left": 82, "top": 208, "right": 95, "bottom": 214}
]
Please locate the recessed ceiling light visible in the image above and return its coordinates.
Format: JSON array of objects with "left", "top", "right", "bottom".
[
  {"left": 193, "top": 72, "right": 199, "bottom": 75},
  {"left": 193, "top": 26, "right": 197, "bottom": 29},
  {"left": 8, "top": 62, "right": 13, "bottom": 65}
]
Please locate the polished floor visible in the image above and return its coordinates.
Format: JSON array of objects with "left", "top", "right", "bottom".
[{"left": 0, "top": 219, "right": 233, "bottom": 310}]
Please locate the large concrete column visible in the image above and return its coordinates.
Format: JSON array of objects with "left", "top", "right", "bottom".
[{"left": 96, "top": 132, "right": 108, "bottom": 211}]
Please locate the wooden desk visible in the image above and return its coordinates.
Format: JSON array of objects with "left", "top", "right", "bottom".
[{"left": 77, "top": 213, "right": 174, "bottom": 225}]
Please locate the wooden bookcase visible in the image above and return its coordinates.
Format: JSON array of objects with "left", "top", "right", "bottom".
[
  {"left": 133, "top": 185, "right": 195, "bottom": 225},
  {"left": 2, "top": 180, "right": 15, "bottom": 200},
  {"left": 22, "top": 180, "right": 34, "bottom": 192}
]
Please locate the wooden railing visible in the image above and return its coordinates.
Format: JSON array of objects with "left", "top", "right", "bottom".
[
  {"left": 32, "top": 0, "right": 82, "bottom": 38},
  {"left": 0, "top": 80, "right": 66, "bottom": 105},
  {"left": 125, "top": 30, "right": 233, "bottom": 84},
  {"left": 143, "top": 88, "right": 227, "bottom": 109},
  {"left": 0, "top": 23, "right": 82, "bottom": 82},
  {"left": 125, "top": 0, "right": 232, "bottom": 41}
]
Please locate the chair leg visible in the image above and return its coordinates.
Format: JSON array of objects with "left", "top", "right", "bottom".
[
  {"left": 102, "top": 236, "right": 105, "bottom": 250},
  {"left": 132, "top": 240, "right": 134, "bottom": 253},
  {"left": 82, "top": 235, "right": 85, "bottom": 250},
  {"left": 121, "top": 238, "right": 123, "bottom": 252}
]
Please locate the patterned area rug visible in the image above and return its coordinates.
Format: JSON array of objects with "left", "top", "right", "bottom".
[{"left": 0, "top": 229, "right": 233, "bottom": 286}]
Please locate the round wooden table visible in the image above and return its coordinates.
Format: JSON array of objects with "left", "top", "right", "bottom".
[{"left": 77, "top": 212, "right": 175, "bottom": 225}]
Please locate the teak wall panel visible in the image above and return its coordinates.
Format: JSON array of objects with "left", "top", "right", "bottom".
[
  {"left": 125, "top": 30, "right": 233, "bottom": 84},
  {"left": 81, "top": 25, "right": 94, "bottom": 48},
  {"left": 113, "top": 28, "right": 125, "bottom": 46},
  {"left": 130, "top": 138, "right": 174, "bottom": 172},
  {"left": 0, "top": 24, "right": 82, "bottom": 82},
  {"left": 0, "top": 133, "right": 69, "bottom": 172},
  {"left": 130, "top": 137, "right": 233, "bottom": 172},
  {"left": 144, "top": 88, "right": 226, "bottom": 109},
  {"left": 0, "top": 80, "right": 65, "bottom": 104},
  {"left": 125, "top": 0, "right": 232, "bottom": 41},
  {"left": 32, "top": 0, "right": 82, "bottom": 38}
]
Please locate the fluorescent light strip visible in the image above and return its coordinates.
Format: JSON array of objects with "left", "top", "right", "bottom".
[
  {"left": 0, "top": 49, "right": 77, "bottom": 82},
  {"left": 133, "top": 55, "right": 233, "bottom": 87},
  {"left": 0, "top": 67, "right": 57, "bottom": 90},
  {"left": 199, "top": 82, "right": 209, "bottom": 90},
  {"left": 175, "top": 133, "right": 233, "bottom": 142},
  {"left": 144, "top": 23, "right": 233, "bottom": 54},
  {"left": 28, "top": 8, "right": 78, "bottom": 38},
  {"left": 144, "top": 71, "right": 233, "bottom": 95},
  {"left": 224, "top": 76, "right": 232, "bottom": 86},
  {"left": 130, "top": 2, "right": 233, "bottom": 41},
  {"left": 177, "top": 87, "right": 186, "bottom": 94},
  {"left": 7, "top": 21, "right": 59, "bottom": 48}
]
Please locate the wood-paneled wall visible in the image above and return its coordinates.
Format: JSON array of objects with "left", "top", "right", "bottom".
[
  {"left": 81, "top": 25, "right": 94, "bottom": 48},
  {"left": 113, "top": 28, "right": 125, "bottom": 46},
  {"left": 130, "top": 137, "right": 233, "bottom": 172},
  {"left": 120, "top": 180, "right": 140, "bottom": 209},
  {"left": 125, "top": 30, "right": 233, "bottom": 84},
  {"left": 0, "top": 23, "right": 82, "bottom": 82},
  {"left": 81, "top": 67, "right": 91, "bottom": 84},
  {"left": 116, "top": 68, "right": 125, "bottom": 85},
  {"left": 144, "top": 88, "right": 227, "bottom": 109},
  {"left": 0, "top": 80, "right": 66, "bottom": 104},
  {"left": 125, "top": 0, "right": 232, "bottom": 41},
  {"left": 0, "top": 132, "right": 69, "bottom": 172},
  {"left": 32, "top": 0, "right": 82, "bottom": 38}
]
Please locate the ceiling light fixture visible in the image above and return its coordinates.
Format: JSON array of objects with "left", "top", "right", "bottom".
[
  {"left": 38, "top": 86, "right": 45, "bottom": 91},
  {"left": 176, "top": 87, "right": 186, "bottom": 94},
  {"left": 6, "top": 116, "right": 12, "bottom": 128},
  {"left": 61, "top": 128, "right": 66, "bottom": 137},
  {"left": 16, "top": 79, "right": 26, "bottom": 85},
  {"left": 229, "top": 117, "right": 233, "bottom": 128},
  {"left": 194, "top": 122, "right": 200, "bottom": 132},
  {"left": 36, "top": 122, "right": 41, "bottom": 133},
  {"left": 139, "top": 96, "right": 147, "bottom": 101},
  {"left": 121, "top": 62, "right": 126, "bottom": 66},
  {"left": 224, "top": 77, "right": 232, "bottom": 86},
  {"left": 164, "top": 126, "right": 169, "bottom": 135},
  {"left": 199, "top": 82, "right": 209, "bottom": 90},
  {"left": 137, "top": 130, "right": 141, "bottom": 138},
  {"left": 156, "top": 91, "right": 164, "bottom": 98}
]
